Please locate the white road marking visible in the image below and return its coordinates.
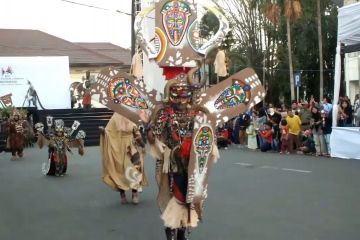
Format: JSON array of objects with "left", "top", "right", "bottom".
[
  {"left": 281, "top": 168, "right": 312, "bottom": 174},
  {"left": 235, "top": 163, "right": 312, "bottom": 174},
  {"left": 261, "top": 165, "right": 279, "bottom": 170},
  {"left": 235, "top": 162, "right": 253, "bottom": 167}
]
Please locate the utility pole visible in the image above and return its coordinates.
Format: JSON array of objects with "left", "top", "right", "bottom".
[
  {"left": 317, "top": 0, "right": 324, "bottom": 101},
  {"left": 131, "top": 0, "right": 136, "bottom": 57}
]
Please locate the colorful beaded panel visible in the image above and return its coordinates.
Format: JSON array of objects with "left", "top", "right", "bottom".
[
  {"left": 107, "top": 77, "right": 148, "bottom": 109},
  {"left": 214, "top": 80, "right": 251, "bottom": 110},
  {"left": 194, "top": 126, "right": 213, "bottom": 174}
]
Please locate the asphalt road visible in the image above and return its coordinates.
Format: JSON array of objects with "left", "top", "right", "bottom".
[{"left": 1, "top": 145, "right": 359, "bottom": 240}]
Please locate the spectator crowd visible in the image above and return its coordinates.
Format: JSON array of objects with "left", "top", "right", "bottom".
[{"left": 216, "top": 94, "right": 360, "bottom": 157}]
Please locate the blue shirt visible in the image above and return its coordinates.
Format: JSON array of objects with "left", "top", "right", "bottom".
[{"left": 322, "top": 103, "right": 333, "bottom": 113}]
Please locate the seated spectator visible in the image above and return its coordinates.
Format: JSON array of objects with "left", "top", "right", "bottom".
[
  {"left": 258, "top": 121, "right": 273, "bottom": 152},
  {"left": 299, "top": 130, "right": 316, "bottom": 154},
  {"left": 216, "top": 123, "right": 230, "bottom": 149}
]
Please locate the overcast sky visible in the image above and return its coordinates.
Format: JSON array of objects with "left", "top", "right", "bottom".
[{"left": 0, "top": 0, "right": 132, "bottom": 48}]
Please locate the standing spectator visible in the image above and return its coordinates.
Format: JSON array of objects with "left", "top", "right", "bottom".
[
  {"left": 233, "top": 112, "right": 250, "bottom": 147},
  {"left": 286, "top": 109, "right": 302, "bottom": 153},
  {"left": 299, "top": 101, "right": 312, "bottom": 131},
  {"left": 322, "top": 109, "right": 332, "bottom": 156},
  {"left": 279, "top": 104, "right": 288, "bottom": 119},
  {"left": 258, "top": 121, "right": 273, "bottom": 152},
  {"left": 310, "top": 106, "right": 327, "bottom": 156},
  {"left": 337, "top": 99, "right": 353, "bottom": 127},
  {"left": 291, "top": 100, "right": 300, "bottom": 115},
  {"left": 246, "top": 121, "right": 257, "bottom": 150},
  {"left": 279, "top": 119, "right": 289, "bottom": 154},
  {"left": 268, "top": 107, "right": 281, "bottom": 152},
  {"left": 322, "top": 96, "right": 333, "bottom": 115}
]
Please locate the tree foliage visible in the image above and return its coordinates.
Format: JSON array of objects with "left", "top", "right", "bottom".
[{"left": 208, "top": 0, "right": 339, "bottom": 105}]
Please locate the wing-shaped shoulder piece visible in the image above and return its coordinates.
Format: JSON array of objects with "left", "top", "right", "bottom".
[
  {"left": 200, "top": 68, "right": 266, "bottom": 125},
  {"left": 92, "top": 67, "right": 158, "bottom": 123}
]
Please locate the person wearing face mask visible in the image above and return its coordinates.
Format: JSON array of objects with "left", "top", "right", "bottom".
[{"left": 267, "top": 107, "right": 281, "bottom": 152}]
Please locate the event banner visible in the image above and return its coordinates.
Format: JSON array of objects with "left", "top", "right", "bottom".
[{"left": 0, "top": 56, "right": 71, "bottom": 109}]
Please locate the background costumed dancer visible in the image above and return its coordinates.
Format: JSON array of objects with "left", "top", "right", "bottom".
[
  {"left": 35, "top": 117, "right": 85, "bottom": 176},
  {"left": 6, "top": 109, "right": 31, "bottom": 160},
  {"left": 99, "top": 112, "right": 148, "bottom": 204}
]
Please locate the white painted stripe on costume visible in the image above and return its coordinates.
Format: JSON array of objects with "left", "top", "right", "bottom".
[{"left": 281, "top": 168, "right": 312, "bottom": 173}]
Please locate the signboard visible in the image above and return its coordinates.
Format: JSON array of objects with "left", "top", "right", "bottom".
[
  {"left": 0, "top": 57, "right": 71, "bottom": 109},
  {"left": 294, "top": 72, "right": 302, "bottom": 88}
]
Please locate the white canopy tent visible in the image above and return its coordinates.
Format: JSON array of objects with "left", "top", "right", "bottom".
[
  {"left": 333, "top": 2, "right": 360, "bottom": 126},
  {"left": 331, "top": 2, "right": 360, "bottom": 160}
]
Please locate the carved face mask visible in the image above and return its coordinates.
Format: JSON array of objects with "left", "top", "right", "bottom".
[
  {"left": 161, "top": 0, "right": 191, "bottom": 46},
  {"left": 169, "top": 85, "right": 193, "bottom": 105}
]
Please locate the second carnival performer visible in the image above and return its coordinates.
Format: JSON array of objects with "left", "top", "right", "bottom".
[
  {"left": 35, "top": 117, "right": 85, "bottom": 176},
  {"left": 99, "top": 113, "right": 148, "bottom": 204},
  {"left": 6, "top": 109, "right": 30, "bottom": 160}
]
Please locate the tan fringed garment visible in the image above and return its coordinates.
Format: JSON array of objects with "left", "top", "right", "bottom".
[{"left": 100, "top": 113, "right": 148, "bottom": 191}]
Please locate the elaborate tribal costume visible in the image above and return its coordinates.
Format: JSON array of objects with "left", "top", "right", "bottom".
[
  {"left": 6, "top": 110, "right": 29, "bottom": 160},
  {"left": 145, "top": 73, "right": 220, "bottom": 239},
  {"left": 100, "top": 113, "right": 148, "bottom": 204},
  {"left": 90, "top": 1, "right": 266, "bottom": 239},
  {"left": 35, "top": 117, "right": 85, "bottom": 177}
]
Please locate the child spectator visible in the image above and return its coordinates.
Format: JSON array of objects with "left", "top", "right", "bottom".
[
  {"left": 246, "top": 121, "right": 257, "bottom": 150},
  {"left": 280, "top": 119, "right": 289, "bottom": 154}
]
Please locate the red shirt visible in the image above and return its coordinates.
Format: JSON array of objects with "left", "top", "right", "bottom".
[
  {"left": 281, "top": 126, "right": 289, "bottom": 139},
  {"left": 259, "top": 129, "right": 272, "bottom": 143}
]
